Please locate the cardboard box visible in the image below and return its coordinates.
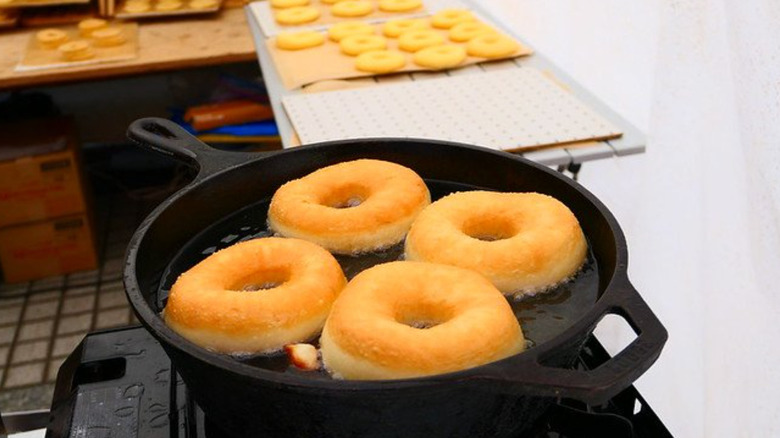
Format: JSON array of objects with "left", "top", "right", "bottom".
[
  {"left": 0, "top": 213, "right": 97, "bottom": 283},
  {"left": 0, "top": 118, "right": 88, "bottom": 228}
]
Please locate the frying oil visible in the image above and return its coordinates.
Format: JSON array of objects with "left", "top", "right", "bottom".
[{"left": 157, "top": 181, "right": 599, "bottom": 379}]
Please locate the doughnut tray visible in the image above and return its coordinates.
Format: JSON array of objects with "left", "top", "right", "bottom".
[{"left": 247, "top": 0, "right": 647, "bottom": 166}]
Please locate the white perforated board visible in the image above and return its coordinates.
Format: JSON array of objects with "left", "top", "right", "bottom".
[{"left": 281, "top": 68, "right": 623, "bottom": 151}]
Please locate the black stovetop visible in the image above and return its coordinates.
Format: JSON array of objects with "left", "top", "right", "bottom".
[{"left": 45, "top": 326, "right": 672, "bottom": 438}]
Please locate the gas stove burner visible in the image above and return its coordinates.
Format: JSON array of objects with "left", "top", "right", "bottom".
[{"left": 45, "top": 327, "right": 671, "bottom": 438}]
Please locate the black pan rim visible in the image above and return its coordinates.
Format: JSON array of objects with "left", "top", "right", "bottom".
[{"left": 123, "top": 137, "right": 631, "bottom": 392}]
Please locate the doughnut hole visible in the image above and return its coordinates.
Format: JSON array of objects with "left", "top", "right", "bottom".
[
  {"left": 229, "top": 267, "right": 291, "bottom": 291},
  {"left": 319, "top": 183, "right": 370, "bottom": 209},
  {"left": 395, "top": 301, "right": 456, "bottom": 329},
  {"left": 461, "top": 216, "right": 518, "bottom": 241}
]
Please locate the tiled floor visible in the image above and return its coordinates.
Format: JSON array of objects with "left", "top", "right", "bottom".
[{"left": 0, "top": 190, "right": 161, "bottom": 412}]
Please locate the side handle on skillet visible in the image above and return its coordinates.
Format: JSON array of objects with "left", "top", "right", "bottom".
[
  {"left": 127, "top": 117, "right": 271, "bottom": 179},
  {"left": 474, "top": 279, "right": 667, "bottom": 406}
]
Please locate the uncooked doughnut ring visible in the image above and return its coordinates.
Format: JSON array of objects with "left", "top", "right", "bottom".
[
  {"left": 320, "top": 261, "right": 525, "bottom": 380},
  {"left": 155, "top": 0, "right": 183, "bottom": 11},
  {"left": 355, "top": 50, "right": 406, "bottom": 73},
  {"left": 412, "top": 44, "right": 466, "bottom": 69},
  {"left": 164, "top": 237, "right": 346, "bottom": 354},
  {"left": 58, "top": 40, "right": 95, "bottom": 61},
  {"left": 405, "top": 191, "right": 588, "bottom": 296},
  {"left": 431, "top": 8, "right": 475, "bottom": 29},
  {"left": 275, "top": 6, "right": 321, "bottom": 24},
  {"left": 331, "top": 0, "right": 373, "bottom": 17},
  {"left": 123, "top": 1, "right": 150, "bottom": 12},
  {"left": 378, "top": 0, "right": 421, "bottom": 13},
  {"left": 268, "top": 159, "right": 430, "bottom": 254},
  {"left": 397, "top": 29, "right": 445, "bottom": 52},
  {"left": 78, "top": 18, "right": 107, "bottom": 37},
  {"left": 340, "top": 34, "right": 387, "bottom": 56},
  {"left": 36, "top": 29, "right": 68, "bottom": 50},
  {"left": 328, "top": 21, "right": 374, "bottom": 42},
  {"left": 276, "top": 30, "right": 326, "bottom": 50},
  {"left": 448, "top": 21, "right": 497, "bottom": 42},
  {"left": 270, "top": 0, "right": 309, "bottom": 8},
  {"left": 382, "top": 18, "right": 429, "bottom": 38},
  {"left": 466, "top": 33, "right": 519, "bottom": 58},
  {"left": 91, "top": 28, "right": 127, "bottom": 47}
]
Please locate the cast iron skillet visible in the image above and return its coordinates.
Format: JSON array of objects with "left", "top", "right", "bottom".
[{"left": 124, "top": 118, "right": 667, "bottom": 438}]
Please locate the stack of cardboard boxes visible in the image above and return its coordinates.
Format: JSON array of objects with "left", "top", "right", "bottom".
[{"left": 0, "top": 117, "right": 98, "bottom": 283}]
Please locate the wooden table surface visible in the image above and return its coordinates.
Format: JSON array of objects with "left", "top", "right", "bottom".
[{"left": 0, "top": 7, "right": 257, "bottom": 90}]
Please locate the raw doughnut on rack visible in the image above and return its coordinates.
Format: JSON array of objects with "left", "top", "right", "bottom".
[
  {"left": 405, "top": 191, "right": 587, "bottom": 296},
  {"left": 275, "top": 6, "right": 321, "bottom": 24},
  {"left": 164, "top": 237, "right": 346, "bottom": 354},
  {"left": 155, "top": 0, "right": 183, "bottom": 11},
  {"left": 320, "top": 261, "right": 525, "bottom": 380},
  {"left": 382, "top": 18, "right": 429, "bottom": 38},
  {"left": 58, "top": 40, "right": 95, "bottom": 61},
  {"left": 36, "top": 29, "right": 68, "bottom": 49},
  {"left": 268, "top": 159, "right": 430, "bottom": 254},
  {"left": 276, "top": 30, "right": 326, "bottom": 50},
  {"left": 91, "top": 28, "right": 127, "bottom": 47},
  {"left": 78, "top": 18, "right": 107, "bottom": 37},
  {"left": 189, "top": 0, "right": 218, "bottom": 9},
  {"left": 123, "top": 1, "right": 150, "bottom": 12},
  {"left": 340, "top": 34, "right": 387, "bottom": 56},
  {"left": 378, "top": 0, "right": 421, "bottom": 13},
  {"left": 448, "top": 21, "right": 496, "bottom": 42},
  {"left": 431, "top": 8, "right": 475, "bottom": 29},
  {"left": 466, "top": 33, "right": 519, "bottom": 58},
  {"left": 412, "top": 44, "right": 466, "bottom": 69},
  {"left": 355, "top": 50, "right": 406, "bottom": 73},
  {"left": 398, "top": 29, "right": 445, "bottom": 52},
  {"left": 331, "top": 0, "right": 373, "bottom": 17},
  {"left": 270, "top": 0, "right": 309, "bottom": 8},
  {"left": 328, "top": 21, "right": 374, "bottom": 42}
]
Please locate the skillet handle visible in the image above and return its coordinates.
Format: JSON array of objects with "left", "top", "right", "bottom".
[
  {"left": 475, "top": 280, "right": 667, "bottom": 406},
  {"left": 126, "top": 117, "right": 265, "bottom": 179}
]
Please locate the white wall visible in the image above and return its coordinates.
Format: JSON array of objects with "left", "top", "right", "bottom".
[{"left": 482, "top": 1, "right": 780, "bottom": 436}]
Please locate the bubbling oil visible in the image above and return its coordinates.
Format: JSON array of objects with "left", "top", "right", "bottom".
[{"left": 157, "top": 180, "right": 600, "bottom": 379}]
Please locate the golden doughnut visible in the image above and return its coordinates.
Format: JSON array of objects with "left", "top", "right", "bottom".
[
  {"left": 431, "top": 8, "right": 475, "bottom": 29},
  {"left": 270, "top": 0, "right": 309, "bottom": 8},
  {"left": 123, "top": 1, "right": 150, "bottom": 12},
  {"left": 164, "top": 237, "right": 346, "bottom": 354},
  {"left": 268, "top": 159, "right": 430, "bottom": 254},
  {"left": 36, "top": 29, "right": 68, "bottom": 50},
  {"left": 155, "top": 0, "right": 183, "bottom": 11},
  {"left": 466, "top": 33, "right": 519, "bottom": 58},
  {"left": 377, "top": 0, "right": 421, "bottom": 13},
  {"left": 78, "top": 18, "right": 107, "bottom": 37},
  {"left": 320, "top": 261, "right": 525, "bottom": 380},
  {"left": 339, "top": 34, "right": 387, "bottom": 56},
  {"left": 328, "top": 21, "right": 374, "bottom": 42},
  {"left": 91, "top": 27, "right": 127, "bottom": 47},
  {"left": 355, "top": 50, "right": 406, "bottom": 73},
  {"left": 382, "top": 18, "right": 429, "bottom": 38},
  {"left": 275, "top": 6, "right": 320, "bottom": 24},
  {"left": 330, "top": 0, "right": 373, "bottom": 17},
  {"left": 405, "top": 191, "right": 587, "bottom": 296},
  {"left": 276, "top": 30, "right": 325, "bottom": 50},
  {"left": 412, "top": 44, "right": 466, "bottom": 69},
  {"left": 448, "top": 21, "right": 497, "bottom": 42},
  {"left": 189, "top": 0, "right": 218, "bottom": 9},
  {"left": 397, "top": 29, "right": 445, "bottom": 52},
  {"left": 58, "top": 40, "right": 95, "bottom": 62}
]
